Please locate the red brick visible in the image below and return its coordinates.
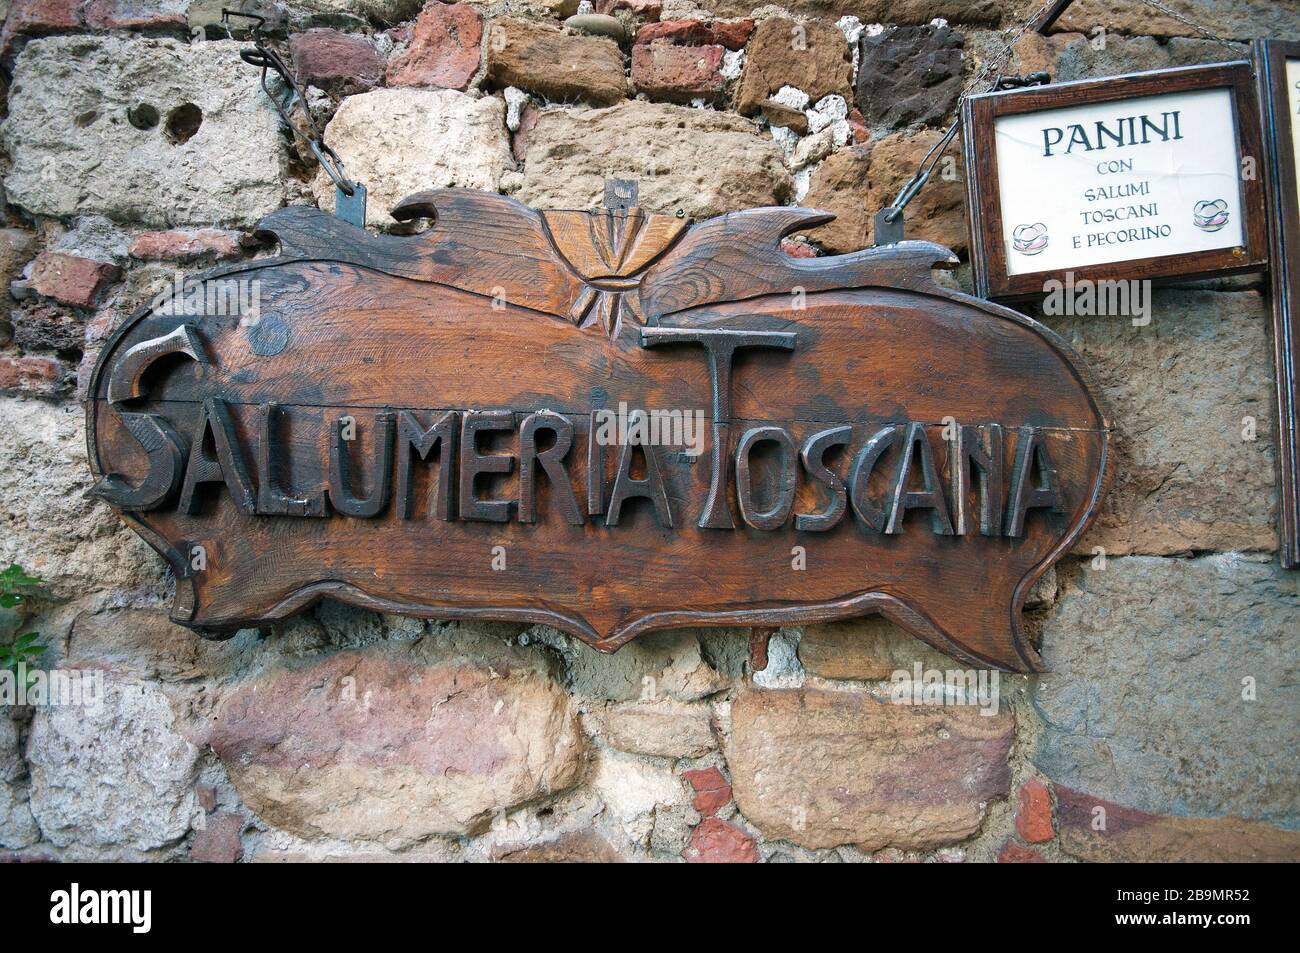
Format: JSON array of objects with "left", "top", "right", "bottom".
[
  {"left": 1055, "top": 787, "right": 1300, "bottom": 862},
  {"left": 83, "top": 304, "right": 121, "bottom": 345},
  {"left": 82, "top": 0, "right": 188, "bottom": 31},
  {"left": 4, "top": 0, "right": 82, "bottom": 37},
  {"left": 191, "top": 812, "right": 244, "bottom": 864},
  {"left": 709, "top": 19, "right": 755, "bottom": 50},
  {"left": 129, "top": 229, "right": 243, "bottom": 262},
  {"left": 75, "top": 347, "right": 99, "bottom": 400},
  {"left": 27, "top": 252, "right": 119, "bottom": 309},
  {"left": 632, "top": 43, "right": 725, "bottom": 104},
  {"left": 1016, "top": 778, "right": 1055, "bottom": 843},
  {"left": 289, "top": 28, "right": 385, "bottom": 93},
  {"left": 684, "top": 818, "right": 758, "bottom": 863},
  {"left": 511, "top": 101, "right": 539, "bottom": 164},
  {"left": 682, "top": 766, "right": 731, "bottom": 817},
  {"left": 635, "top": 18, "right": 753, "bottom": 51},
  {"left": 0, "top": 355, "right": 68, "bottom": 395},
  {"left": 848, "top": 106, "right": 870, "bottom": 144},
  {"left": 597, "top": 0, "right": 661, "bottom": 18},
  {"left": 387, "top": 3, "right": 482, "bottom": 91},
  {"left": 195, "top": 784, "right": 218, "bottom": 813},
  {"left": 997, "top": 841, "right": 1046, "bottom": 863}
]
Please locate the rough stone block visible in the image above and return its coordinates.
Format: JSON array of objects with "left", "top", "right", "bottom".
[
  {"left": 518, "top": 100, "right": 790, "bottom": 218},
  {"left": 798, "top": 614, "right": 959, "bottom": 680},
  {"left": 1040, "top": 290, "right": 1277, "bottom": 555},
  {"left": 210, "top": 647, "right": 585, "bottom": 845},
  {"left": 28, "top": 673, "right": 200, "bottom": 852},
  {"left": 856, "top": 25, "right": 964, "bottom": 131},
  {"left": 1054, "top": 0, "right": 1300, "bottom": 42},
  {"left": 310, "top": 87, "right": 510, "bottom": 228},
  {"left": 0, "top": 396, "right": 166, "bottom": 593},
  {"left": 1034, "top": 555, "right": 1299, "bottom": 824},
  {"left": 3, "top": 37, "right": 287, "bottom": 227},
  {"left": 725, "top": 688, "right": 1014, "bottom": 850},
  {"left": 11, "top": 304, "right": 85, "bottom": 353},
  {"left": 735, "top": 17, "right": 852, "bottom": 115},
  {"left": 1057, "top": 787, "right": 1300, "bottom": 862},
  {"left": 583, "top": 698, "right": 716, "bottom": 758},
  {"left": 485, "top": 17, "right": 626, "bottom": 107}
]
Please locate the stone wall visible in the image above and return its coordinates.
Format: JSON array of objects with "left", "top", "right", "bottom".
[{"left": 1, "top": 0, "right": 1297, "bottom": 862}]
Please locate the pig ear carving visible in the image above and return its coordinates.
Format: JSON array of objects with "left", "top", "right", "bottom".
[{"left": 639, "top": 207, "right": 960, "bottom": 320}]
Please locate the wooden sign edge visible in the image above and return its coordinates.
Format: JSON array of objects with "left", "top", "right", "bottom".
[
  {"left": 1256, "top": 39, "right": 1300, "bottom": 568},
  {"left": 964, "top": 60, "right": 1271, "bottom": 301},
  {"left": 84, "top": 191, "right": 1115, "bottom": 672}
]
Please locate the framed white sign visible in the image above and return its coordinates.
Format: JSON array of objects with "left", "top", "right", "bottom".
[{"left": 964, "top": 63, "right": 1268, "bottom": 299}]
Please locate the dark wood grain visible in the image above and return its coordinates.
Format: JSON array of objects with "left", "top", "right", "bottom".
[
  {"left": 1256, "top": 40, "right": 1300, "bottom": 569},
  {"left": 86, "top": 189, "right": 1114, "bottom": 672},
  {"left": 964, "top": 61, "right": 1270, "bottom": 300}
]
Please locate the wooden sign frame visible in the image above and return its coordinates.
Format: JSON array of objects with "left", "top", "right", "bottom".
[
  {"left": 1256, "top": 39, "right": 1300, "bottom": 569},
  {"left": 964, "top": 62, "right": 1270, "bottom": 300}
]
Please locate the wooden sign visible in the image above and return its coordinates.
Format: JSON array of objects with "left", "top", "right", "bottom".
[
  {"left": 1257, "top": 39, "right": 1300, "bottom": 569},
  {"left": 964, "top": 62, "right": 1269, "bottom": 299},
  {"left": 86, "top": 189, "right": 1113, "bottom": 672}
]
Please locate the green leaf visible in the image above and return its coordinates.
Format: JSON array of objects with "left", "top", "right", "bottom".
[
  {"left": 15, "top": 632, "right": 39, "bottom": 648},
  {"left": 0, "top": 564, "right": 42, "bottom": 589},
  {"left": 0, "top": 564, "right": 47, "bottom": 608}
]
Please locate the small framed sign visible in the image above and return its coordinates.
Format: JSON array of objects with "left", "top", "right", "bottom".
[
  {"left": 963, "top": 62, "right": 1269, "bottom": 299},
  {"left": 1255, "top": 39, "right": 1300, "bottom": 568}
]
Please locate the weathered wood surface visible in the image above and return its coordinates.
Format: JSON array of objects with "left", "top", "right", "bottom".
[
  {"left": 1256, "top": 40, "right": 1300, "bottom": 569},
  {"left": 86, "top": 189, "right": 1113, "bottom": 671}
]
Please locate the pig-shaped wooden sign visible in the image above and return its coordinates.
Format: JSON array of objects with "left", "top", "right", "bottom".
[{"left": 87, "top": 189, "right": 1111, "bottom": 671}]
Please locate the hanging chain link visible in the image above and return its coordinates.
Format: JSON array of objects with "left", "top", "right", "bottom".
[
  {"left": 221, "top": 8, "right": 357, "bottom": 197},
  {"left": 1135, "top": 0, "right": 1245, "bottom": 55}
]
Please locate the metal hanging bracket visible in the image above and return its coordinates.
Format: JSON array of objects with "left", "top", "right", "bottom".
[
  {"left": 873, "top": 207, "right": 906, "bottom": 246},
  {"left": 222, "top": 8, "right": 366, "bottom": 228},
  {"left": 603, "top": 179, "right": 639, "bottom": 213},
  {"left": 334, "top": 183, "right": 367, "bottom": 229}
]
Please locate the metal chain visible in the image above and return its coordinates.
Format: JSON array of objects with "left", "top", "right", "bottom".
[
  {"left": 883, "top": 0, "right": 1059, "bottom": 223},
  {"left": 221, "top": 8, "right": 357, "bottom": 196},
  {"left": 1135, "top": 0, "right": 1244, "bottom": 55}
]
